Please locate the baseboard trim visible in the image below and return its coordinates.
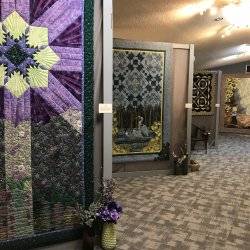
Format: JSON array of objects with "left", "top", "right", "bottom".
[{"left": 112, "top": 169, "right": 172, "bottom": 178}]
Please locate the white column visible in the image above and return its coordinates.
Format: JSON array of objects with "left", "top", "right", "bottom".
[
  {"left": 103, "top": 0, "right": 113, "bottom": 178},
  {"left": 187, "top": 44, "right": 195, "bottom": 156}
]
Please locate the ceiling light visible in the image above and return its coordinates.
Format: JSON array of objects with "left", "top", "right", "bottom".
[
  {"left": 176, "top": 0, "right": 215, "bottom": 18},
  {"left": 222, "top": 1, "right": 250, "bottom": 27}
]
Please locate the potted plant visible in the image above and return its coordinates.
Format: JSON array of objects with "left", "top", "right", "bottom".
[
  {"left": 97, "top": 179, "right": 123, "bottom": 250},
  {"left": 75, "top": 201, "right": 102, "bottom": 250},
  {"left": 75, "top": 179, "right": 123, "bottom": 250}
]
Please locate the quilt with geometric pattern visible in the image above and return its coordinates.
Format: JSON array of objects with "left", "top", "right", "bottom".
[
  {"left": 113, "top": 48, "right": 164, "bottom": 155},
  {"left": 193, "top": 72, "right": 215, "bottom": 115}
]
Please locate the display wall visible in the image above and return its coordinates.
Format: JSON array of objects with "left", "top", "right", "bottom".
[
  {"left": 113, "top": 44, "right": 192, "bottom": 173},
  {"left": 0, "top": 0, "right": 95, "bottom": 249},
  {"left": 221, "top": 74, "right": 250, "bottom": 134}
]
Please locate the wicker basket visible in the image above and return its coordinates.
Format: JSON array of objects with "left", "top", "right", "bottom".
[{"left": 189, "top": 160, "right": 200, "bottom": 172}]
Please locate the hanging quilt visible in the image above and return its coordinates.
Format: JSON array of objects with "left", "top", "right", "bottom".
[
  {"left": 193, "top": 72, "right": 216, "bottom": 115},
  {"left": 223, "top": 75, "right": 250, "bottom": 130},
  {"left": 113, "top": 40, "right": 172, "bottom": 160},
  {"left": 0, "top": 0, "right": 94, "bottom": 248}
]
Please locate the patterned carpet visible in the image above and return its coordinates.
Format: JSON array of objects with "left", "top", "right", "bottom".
[{"left": 114, "top": 134, "right": 250, "bottom": 250}]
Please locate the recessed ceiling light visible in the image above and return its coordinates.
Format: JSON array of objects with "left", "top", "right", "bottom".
[{"left": 214, "top": 16, "right": 223, "bottom": 21}]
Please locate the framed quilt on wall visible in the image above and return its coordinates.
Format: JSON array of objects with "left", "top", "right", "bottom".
[
  {"left": 221, "top": 74, "right": 250, "bottom": 134},
  {"left": 0, "top": 0, "right": 94, "bottom": 249},
  {"left": 192, "top": 72, "right": 216, "bottom": 115},
  {"left": 192, "top": 71, "right": 222, "bottom": 148},
  {"left": 113, "top": 39, "right": 172, "bottom": 163}
]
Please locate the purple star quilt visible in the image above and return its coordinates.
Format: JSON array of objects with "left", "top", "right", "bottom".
[{"left": 0, "top": 0, "right": 93, "bottom": 244}]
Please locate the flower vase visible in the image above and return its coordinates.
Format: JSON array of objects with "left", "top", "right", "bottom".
[{"left": 101, "top": 223, "right": 117, "bottom": 250}]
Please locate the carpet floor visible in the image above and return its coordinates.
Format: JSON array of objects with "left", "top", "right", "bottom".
[{"left": 114, "top": 134, "right": 250, "bottom": 250}]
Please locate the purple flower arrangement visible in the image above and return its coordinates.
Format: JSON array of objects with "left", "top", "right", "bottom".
[
  {"left": 97, "top": 201, "right": 123, "bottom": 224},
  {"left": 76, "top": 179, "right": 123, "bottom": 228}
]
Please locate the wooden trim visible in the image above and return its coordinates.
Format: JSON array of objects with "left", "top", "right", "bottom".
[
  {"left": 103, "top": 0, "right": 113, "bottom": 178},
  {"left": 173, "top": 43, "right": 190, "bottom": 49},
  {"left": 113, "top": 170, "right": 170, "bottom": 178},
  {"left": 187, "top": 44, "right": 194, "bottom": 155},
  {"left": 215, "top": 71, "right": 222, "bottom": 147}
]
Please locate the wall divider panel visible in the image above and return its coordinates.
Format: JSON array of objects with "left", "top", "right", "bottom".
[
  {"left": 112, "top": 43, "right": 193, "bottom": 174},
  {"left": 171, "top": 45, "right": 193, "bottom": 156},
  {"left": 0, "top": 0, "right": 95, "bottom": 249}
]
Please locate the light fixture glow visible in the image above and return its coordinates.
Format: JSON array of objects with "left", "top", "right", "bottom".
[
  {"left": 210, "top": 6, "right": 217, "bottom": 15},
  {"left": 175, "top": 0, "right": 214, "bottom": 19},
  {"left": 222, "top": 1, "right": 250, "bottom": 27},
  {"left": 222, "top": 55, "right": 239, "bottom": 61},
  {"left": 225, "top": 30, "right": 231, "bottom": 36},
  {"left": 239, "top": 44, "right": 250, "bottom": 53},
  {"left": 220, "top": 24, "right": 237, "bottom": 39}
]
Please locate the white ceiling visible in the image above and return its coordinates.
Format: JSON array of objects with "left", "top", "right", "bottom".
[{"left": 113, "top": 0, "right": 250, "bottom": 69}]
